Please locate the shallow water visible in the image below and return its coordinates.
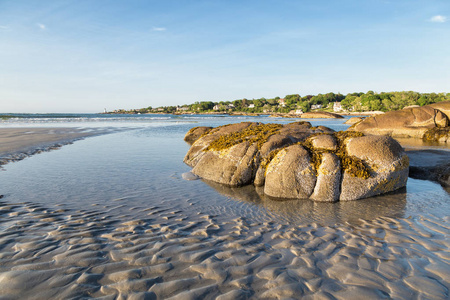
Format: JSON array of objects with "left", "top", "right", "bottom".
[{"left": 0, "top": 114, "right": 449, "bottom": 299}]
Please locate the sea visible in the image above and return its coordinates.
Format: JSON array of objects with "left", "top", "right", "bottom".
[{"left": 0, "top": 113, "right": 449, "bottom": 299}]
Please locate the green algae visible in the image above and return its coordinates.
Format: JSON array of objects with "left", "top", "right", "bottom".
[{"left": 205, "top": 123, "right": 284, "bottom": 151}]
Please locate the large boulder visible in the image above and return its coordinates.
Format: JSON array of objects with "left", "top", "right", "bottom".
[
  {"left": 344, "top": 117, "right": 365, "bottom": 125},
  {"left": 300, "top": 112, "right": 344, "bottom": 119},
  {"left": 430, "top": 101, "right": 450, "bottom": 119},
  {"left": 184, "top": 122, "right": 409, "bottom": 202},
  {"left": 184, "top": 126, "right": 213, "bottom": 145},
  {"left": 264, "top": 145, "right": 317, "bottom": 199},
  {"left": 339, "top": 135, "right": 409, "bottom": 200},
  {"left": 349, "top": 101, "right": 450, "bottom": 142}
]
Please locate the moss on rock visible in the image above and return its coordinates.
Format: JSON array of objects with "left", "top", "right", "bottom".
[
  {"left": 298, "top": 131, "right": 371, "bottom": 179},
  {"left": 423, "top": 127, "right": 450, "bottom": 142},
  {"left": 205, "top": 123, "right": 284, "bottom": 152}
]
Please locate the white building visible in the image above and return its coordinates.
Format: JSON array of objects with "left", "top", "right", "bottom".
[{"left": 333, "top": 102, "right": 342, "bottom": 112}]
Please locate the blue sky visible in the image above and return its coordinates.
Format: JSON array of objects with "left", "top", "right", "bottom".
[{"left": 0, "top": 0, "right": 449, "bottom": 113}]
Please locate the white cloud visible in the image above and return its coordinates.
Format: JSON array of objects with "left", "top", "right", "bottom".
[
  {"left": 430, "top": 15, "right": 447, "bottom": 23},
  {"left": 152, "top": 27, "right": 166, "bottom": 31},
  {"left": 37, "top": 23, "right": 46, "bottom": 30}
]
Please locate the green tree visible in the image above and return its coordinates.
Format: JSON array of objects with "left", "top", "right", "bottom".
[
  {"left": 341, "top": 95, "right": 357, "bottom": 111},
  {"left": 418, "top": 96, "right": 429, "bottom": 106}
]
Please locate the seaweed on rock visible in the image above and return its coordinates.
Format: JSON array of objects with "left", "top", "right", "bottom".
[
  {"left": 205, "top": 123, "right": 284, "bottom": 151},
  {"left": 423, "top": 127, "right": 450, "bottom": 142},
  {"left": 299, "top": 131, "right": 371, "bottom": 179}
]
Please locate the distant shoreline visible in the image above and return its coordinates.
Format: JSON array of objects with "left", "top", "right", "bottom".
[{"left": 103, "top": 110, "right": 384, "bottom": 117}]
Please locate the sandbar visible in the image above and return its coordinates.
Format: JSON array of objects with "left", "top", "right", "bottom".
[{"left": 0, "top": 127, "right": 107, "bottom": 166}]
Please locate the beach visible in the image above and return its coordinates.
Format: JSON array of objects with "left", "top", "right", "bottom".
[
  {"left": 0, "top": 127, "right": 114, "bottom": 167},
  {"left": 0, "top": 114, "right": 449, "bottom": 299}
]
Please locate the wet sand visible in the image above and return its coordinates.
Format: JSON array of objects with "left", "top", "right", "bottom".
[
  {"left": 0, "top": 127, "right": 113, "bottom": 166},
  {"left": 0, "top": 199, "right": 448, "bottom": 299}
]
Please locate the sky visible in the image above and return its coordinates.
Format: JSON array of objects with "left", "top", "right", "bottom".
[{"left": 0, "top": 0, "right": 449, "bottom": 113}]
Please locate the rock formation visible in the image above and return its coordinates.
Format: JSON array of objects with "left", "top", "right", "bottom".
[
  {"left": 349, "top": 101, "right": 450, "bottom": 143},
  {"left": 344, "top": 117, "right": 365, "bottom": 125},
  {"left": 184, "top": 122, "right": 409, "bottom": 202},
  {"left": 407, "top": 149, "right": 450, "bottom": 189},
  {"left": 184, "top": 126, "right": 213, "bottom": 145},
  {"left": 300, "top": 112, "right": 344, "bottom": 119}
]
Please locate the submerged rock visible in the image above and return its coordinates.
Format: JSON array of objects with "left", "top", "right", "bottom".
[
  {"left": 407, "top": 149, "right": 450, "bottom": 188},
  {"left": 349, "top": 101, "right": 450, "bottom": 142},
  {"left": 184, "top": 122, "right": 409, "bottom": 202}
]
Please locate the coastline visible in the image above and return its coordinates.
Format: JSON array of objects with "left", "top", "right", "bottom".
[
  {"left": 0, "top": 127, "right": 109, "bottom": 167},
  {"left": 105, "top": 110, "right": 385, "bottom": 117}
]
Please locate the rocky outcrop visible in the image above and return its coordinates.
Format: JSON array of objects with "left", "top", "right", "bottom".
[
  {"left": 184, "top": 122, "right": 409, "bottom": 202},
  {"left": 349, "top": 101, "right": 450, "bottom": 142},
  {"left": 430, "top": 101, "right": 450, "bottom": 119},
  {"left": 184, "top": 126, "right": 213, "bottom": 145},
  {"left": 300, "top": 112, "right": 344, "bottom": 119},
  {"left": 344, "top": 117, "right": 365, "bottom": 125}
]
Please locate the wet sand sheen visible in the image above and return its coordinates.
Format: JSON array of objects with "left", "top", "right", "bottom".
[
  {"left": 0, "top": 200, "right": 448, "bottom": 299},
  {"left": 0, "top": 127, "right": 118, "bottom": 166}
]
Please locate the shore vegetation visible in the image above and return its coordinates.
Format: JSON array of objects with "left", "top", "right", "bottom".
[{"left": 108, "top": 91, "right": 450, "bottom": 115}]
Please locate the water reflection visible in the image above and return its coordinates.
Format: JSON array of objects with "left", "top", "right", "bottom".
[
  {"left": 395, "top": 137, "right": 450, "bottom": 150},
  {"left": 203, "top": 180, "right": 407, "bottom": 225}
]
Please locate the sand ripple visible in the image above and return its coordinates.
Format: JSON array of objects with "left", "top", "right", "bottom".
[{"left": 0, "top": 200, "right": 449, "bottom": 299}]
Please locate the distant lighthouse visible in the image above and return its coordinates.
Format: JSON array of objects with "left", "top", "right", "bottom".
[{"left": 104, "top": 108, "right": 107, "bottom": 113}]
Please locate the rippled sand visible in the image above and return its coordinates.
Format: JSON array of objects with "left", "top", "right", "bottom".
[{"left": 0, "top": 199, "right": 448, "bottom": 299}]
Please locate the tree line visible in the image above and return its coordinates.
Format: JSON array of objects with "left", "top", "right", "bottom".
[{"left": 110, "top": 91, "right": 450, "bottom": 114}]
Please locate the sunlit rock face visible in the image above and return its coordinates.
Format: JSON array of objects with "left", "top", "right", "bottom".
[
  {"left": 349, "top": 101, "right": 450, "bottom": 143},
  {"left": 184, "top": 122, "right": 409, "bottom": 202}
]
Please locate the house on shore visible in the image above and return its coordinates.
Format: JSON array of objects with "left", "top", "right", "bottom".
[{"left": 333, "top": 102, "right": 343, "bottom": 112}]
